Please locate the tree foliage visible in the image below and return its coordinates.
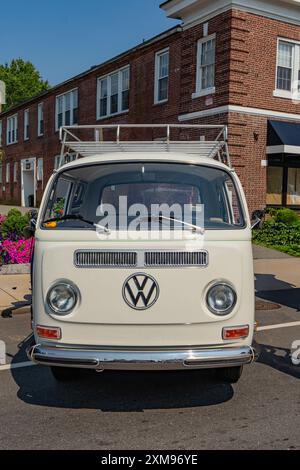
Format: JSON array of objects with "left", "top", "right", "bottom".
[{"left": 0, "top": 59, "right": 50, "bottom": 111}]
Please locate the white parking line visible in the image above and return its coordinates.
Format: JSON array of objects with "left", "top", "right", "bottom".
[
  {"left": 0, "top": 361, "right": 36, "bottom": 372},
  {"left": 257, "top": 321, "right": 300, "bottom": 331}
]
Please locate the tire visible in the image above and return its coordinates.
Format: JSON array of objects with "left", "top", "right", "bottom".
[
  {"left": 50, "top": 366, "right": 81, "bottom": 382},
  {"left": 215, "top": 366, "right": 243, "bottom": 384}
]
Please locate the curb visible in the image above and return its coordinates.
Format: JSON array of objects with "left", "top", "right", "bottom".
[{"left": 0, "top": 264, "right": 30, "bottom": 275}]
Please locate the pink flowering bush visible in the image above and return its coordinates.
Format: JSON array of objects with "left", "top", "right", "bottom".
[
  {"left": 0, "top": 211, "right": 34, "bottom": 265},
  {"left": 0, "top": 239, "right": 33, "bottom": 265}
]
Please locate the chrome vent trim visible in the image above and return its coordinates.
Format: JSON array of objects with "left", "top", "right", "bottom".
[
  {"left": 74, "top": 251, "right": 137, "bottom": 268},
  {"left": 144, "top": 251, "right": 208, "bottom": 267}
]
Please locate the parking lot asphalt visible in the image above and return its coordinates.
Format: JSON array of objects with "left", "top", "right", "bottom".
[{"left": 0, "top": 248, "right": 299, "bottom": 450}]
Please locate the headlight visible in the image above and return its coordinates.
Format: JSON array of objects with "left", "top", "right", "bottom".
[
  {"left": 206, "top": 282, "right": 237, "bottom": 316},
  {"left": 47, "top": 282, "right": 79, "bottom": 315}
]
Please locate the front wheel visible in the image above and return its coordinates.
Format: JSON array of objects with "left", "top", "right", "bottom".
[
  {"left": 215, "top": 366, "right": 243, "bottom": 384},
  {"left": 50, "top": 366, "right": 81, "bottom": 382}
]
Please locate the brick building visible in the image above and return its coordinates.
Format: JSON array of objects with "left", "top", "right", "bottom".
[{"left": 1, "top": 0, "right": 300, "bottom": 212}]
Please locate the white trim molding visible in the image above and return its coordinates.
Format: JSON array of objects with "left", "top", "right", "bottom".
[
  {"left": 267, "top": 145, "right": 300, "bottom": 154},
  {"left": 179, "top": 104, "right": 300, "bottom": 122},
  {"left": 161, "top": 0, "right": 300, "bottom": 30}
]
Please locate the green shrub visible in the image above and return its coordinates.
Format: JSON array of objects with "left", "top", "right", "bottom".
[
  {"left": 1, "top": 209, "right": 31, "bottom": 240},
  {"left": 253, "top": 221, "right": 300, "bottom": 246},
  {"left": 271, "top": 208, "right": 300, "bottom": 226}
]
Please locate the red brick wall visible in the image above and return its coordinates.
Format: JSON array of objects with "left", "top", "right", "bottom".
[
  {"left": 230, "top": 9, "right": 300, "bottom": 112},
  {"left": 179, "top": 10, "right": 232, "bottom": 116}
]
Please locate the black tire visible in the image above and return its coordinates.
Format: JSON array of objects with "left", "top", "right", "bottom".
[
  {"left": 50, "top": 366, "right": 81, "bottom": 382},
  {"left": 215, "top": 366, "right": 243, "bottom": 384}
]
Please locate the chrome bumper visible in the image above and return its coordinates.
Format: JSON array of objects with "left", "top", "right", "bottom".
[{"left": 27, "top": 344, "right": 258, "bottom": 371}]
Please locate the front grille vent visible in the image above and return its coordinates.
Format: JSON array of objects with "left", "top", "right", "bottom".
[
  {"left": 74, "top": 251, "right": 137, "bottom": 268},
  {"left": 144, "top": 251, "right": 208, "bottom": 267}
]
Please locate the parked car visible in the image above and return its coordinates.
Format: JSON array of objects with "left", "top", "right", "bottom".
[{"left": 27, "top": 124, "right": 258, "bottom": 384}]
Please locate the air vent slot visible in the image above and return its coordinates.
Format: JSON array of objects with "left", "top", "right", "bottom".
[
  {"left": 144, "top": 251, "right": 208, "bottom": 267},
  {"left": 74, "top": 251, "right": 137, "bottom": 268}
]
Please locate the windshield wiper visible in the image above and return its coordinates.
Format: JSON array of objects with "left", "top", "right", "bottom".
[
  {"left": 43, "top": 214, "right": 111, "bottom": 234},
  {"left": 140, "top": 215, "right": 205, "bottom": 235}
]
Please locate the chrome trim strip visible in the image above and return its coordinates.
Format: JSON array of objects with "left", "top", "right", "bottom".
[{"left": 27, "top": 344, "right": 258, "bottom": 371}]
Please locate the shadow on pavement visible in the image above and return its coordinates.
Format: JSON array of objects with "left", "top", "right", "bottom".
[
  {"left": 258, "top": 343, "right": 300, "bottom": 380},
  {"left": 11, "top": 337, "right": 234, "bottom": 412},
  {"left": 255, "top": 274, "right": 300, "bottom": 311},
  {"left": 1, "top": 294, "right": 32, "bottom": 318}
]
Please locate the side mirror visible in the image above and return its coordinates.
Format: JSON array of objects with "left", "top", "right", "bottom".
[
  {"left": 23, "top": 218, "right": 37, "bottom": 239},
  {"left": 28, "top": 209, "right": 38, "bottom": 221},
  {"left": 251, "top": 210, "right": 264, "bottom": 230}
]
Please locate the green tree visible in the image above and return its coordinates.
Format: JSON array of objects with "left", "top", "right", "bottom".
[{"left": 0, "top": 59, "right": 50, "bottom": 111}]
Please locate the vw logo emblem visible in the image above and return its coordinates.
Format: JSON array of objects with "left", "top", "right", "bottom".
[{"left": 123, "top": 273, "right": 159, "bottom": 310}]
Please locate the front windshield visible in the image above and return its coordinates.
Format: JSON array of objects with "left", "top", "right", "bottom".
[{"left": 42, "top": 162, "right": 245, "bottom": 231}]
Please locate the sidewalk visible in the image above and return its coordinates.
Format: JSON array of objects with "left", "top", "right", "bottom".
[
  {"left": 0, "top": 205, "right": 33, "bottom": 215},
  {"left": 0, "top": 274, "right": 31, "bottom": 316}
]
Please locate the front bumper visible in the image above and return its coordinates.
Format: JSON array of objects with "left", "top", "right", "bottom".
[{"left": 27, "top": 343, "right": 259, "bottom": 371}]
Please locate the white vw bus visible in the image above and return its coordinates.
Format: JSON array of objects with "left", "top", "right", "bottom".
[{"left": 27, "top": 125, "right": 258, "bottom": 384}]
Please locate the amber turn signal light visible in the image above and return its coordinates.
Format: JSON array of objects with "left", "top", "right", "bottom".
[
  {"left": 223, "top": 325, "right": 249, "bottom": 340},
  {"left": 36, "top": 325, "right": 61, "bottom": 340}
]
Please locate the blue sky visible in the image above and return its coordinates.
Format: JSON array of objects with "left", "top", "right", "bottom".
[{"left": 1, "top": 0, "right": 178, "bottom": 85}]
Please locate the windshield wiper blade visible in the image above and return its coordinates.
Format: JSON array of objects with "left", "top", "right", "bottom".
[
  {"left": 140, "top": 215, "right": 205, "bottom": 235},
  {"left": 43, "top": 214, "right": 111, "bottom": 234},
  {"left": 44, "top": 214, "right": 94, "bottom": 225}
]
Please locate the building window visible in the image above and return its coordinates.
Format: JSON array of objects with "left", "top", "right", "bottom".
[
  {"left": 287, "top": 167, "right": 300, "bottom": 205},
  {"left": 55, "top": 89, "right": 78, "bottom": 130},
  {"left": 54, "top": 153, "right": 77, "bottom": 170},
  {"left": 37, "top": 158, "right": 43, "bottom": 182},
  {"left": 0, "top": 120, "right": 2, "bottom": 147},
  {"left": 267, "top": 167, "right": 283, "bottom": 206},
  {"left": 24, "top": 109, "right": 30, "bottom": 140},
  {"left": 13, "top": 162, "right": 18, "bottom": 183},
  {"left": 194, "top": 34, "right": 216, "bottom": 98},
  {"left": 7, "top": 115, "right": 18, "bottom": 145},
  {"left": 97, "top": 66, "right": 130, "bottom": 119},
  {"left": 275, "top": 39, "right": 300, "bottom": 98},
  {"left": 154, "top": 48, "right": 169, "bottom": 104},
  {"left": 38, "top": 103, "right": 44, "bottom": 136},
  {"left": 6, "top": 162, "right": 10, "bottom": 183}
]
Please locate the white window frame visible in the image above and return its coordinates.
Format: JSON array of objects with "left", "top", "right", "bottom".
[
  {"left": 37, "top": 103, "right": 44, "bottom": 136},
  {"left": 274, "top": 37, "right": 300, "bottom": 100},
  {"left": 0, "top": 120, "right": 2, "bottom": 147},
  {"left": 24, "top": 109, "right": 30, "bottom": 141},
  {"left": 6, "top": 162, "right": 10, "bottom": 184},
  {"left": 37, "top": 158, "right": 43, "bottom": 182},
  {"left": 154, "top": 48, "right": 170, "bottom": 104},
  {"left": 13, "top": 162, "right": 18, "bottom": 183},
  {"left": 97, "top": 66, "right": 130, "bottom": 120},
  {"left": 6, "top": 114, "right": 18, "bottom": 145},
  {"left": 193, "top": 33, "right": 216, "bottom": 99},
  {"left": 55, "top": 88, "right": 78, "bottom": 131}
]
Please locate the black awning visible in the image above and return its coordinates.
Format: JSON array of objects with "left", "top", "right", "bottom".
[{"left": 268, "top": 120, "right": 300, "bottom": 147}]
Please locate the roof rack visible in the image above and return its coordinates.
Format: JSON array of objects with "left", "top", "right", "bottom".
[{"left": 59, "top": 124, "right": 231, "bottom": 167}]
